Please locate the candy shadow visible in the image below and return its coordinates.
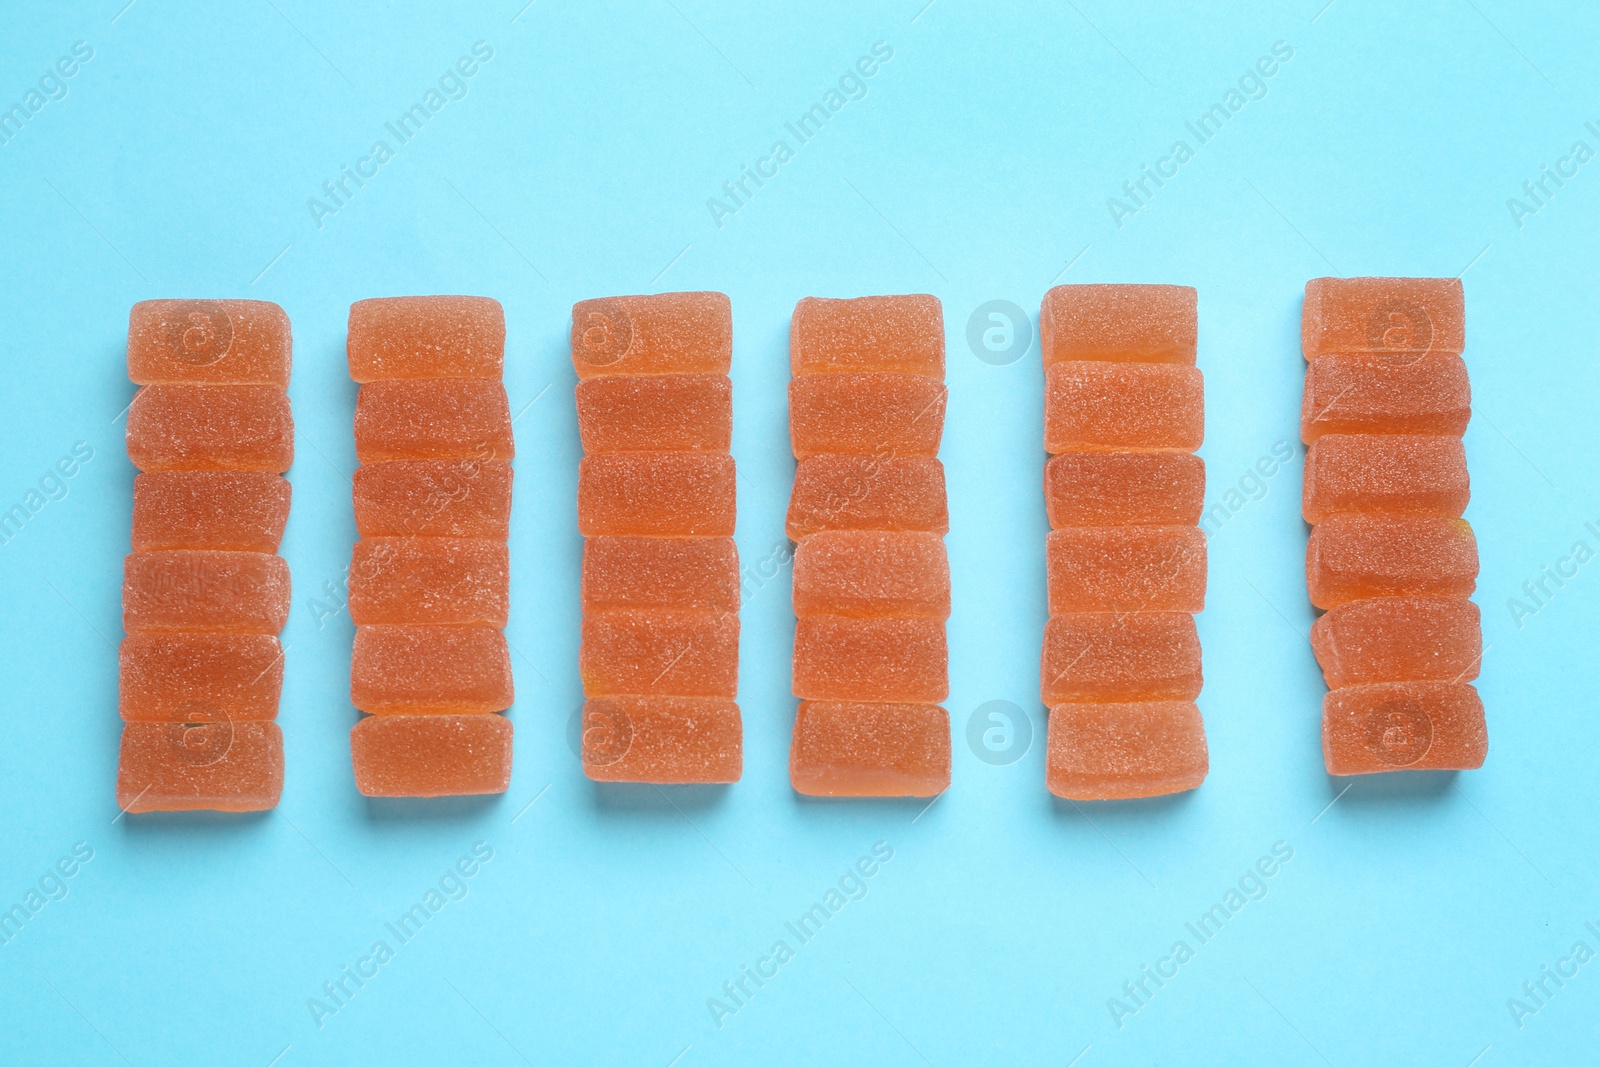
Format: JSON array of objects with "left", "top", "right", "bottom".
[
  {"left": 1323, "top": 769, "right": 1457, "bottom": 804},
  {"left": 362, "top": 794, "right": 504, "bottom": 821},
  {"left": 588, "top": 782, "right": 730, "bottom": 814},
  {"left": 120, "top": 809, "right": 275, "bottom": 836},
  {"left": 1046, "top": 789, "right": 1199, "bottom": 821}
]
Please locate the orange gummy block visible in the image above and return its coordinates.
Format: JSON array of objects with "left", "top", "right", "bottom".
[
  {"left": 576, "top": 373, "right": 731, "bottom": 453},
  {"left": 1301, "top": 354, "right": 1471, "bottom": 442},
  {"left": 786, "top": 455, "right": 948, "bottom": 539},
  {"left": 117, "top": 720, "right": 283, "bottom": 812},
  {"left": 1045, "top": 451, "right": 1205, "bottom": 528},
  {"left": 1303, "top": 434, "right": 1468, "bottom": 522},
  {"left": 123, "top": 550, "right": 290, "bottom": 634},
  {"left": 119, "top": 633, "right": 283, "bottom": 722},
  {"left": 789, "top": 372, "right": 947, "bottom": 459},
  {"left": 353, "top": 459, "right": 512, "bottom": 539},
  {"left": 792, "top": 616, "right": 948, "bottom": 703},
  {"left": 1040, "top": 284, "right": 1197, "bottom": 365},
  {"left": 790, "top": 701, "right": 950, "bottom": 797},
  {"left": 352, "top": 624, "right": 512, "bottom": 714},
  {"left": 347, "top": 295, "right": 505, "bottom": 381},
  {"left": 1307, "top": 513, "right": 1478, "bottom": 609},
  {"left": 1046, "top": 701, "right": 1208, "bottom": 799},
  {"left": 1046, "top": 527, "right": 1206, "bottom": 613},
  {"left": 1044, "top": 362, "right": 1204, "bottom": 453},
  {"left": 581, "top": 696, "right": 742, "bottom": 784},
  {"left": 581, "top": 536, "right": 739, "bottom": 613},
  {"left": 790, "top": 295, "right": 944, "bottom": 377},
  {"left": 354, "top": 380, "right": 514, "bottom": 462},
  {"left": 577, "top": 452, "right": 736, "bottom": 537},
  {"left": 571, "top": 292, "right": 731, "bottom": 378},
  {"left": 127, "top": 385, "right": 294, "bottom": 473},
  {"left": 351, "top": 714, "right": 512, "bottom": 797},
  {"left": 1302, "top": 277, "right": 1465, "bottom": 359},
  {"left": 581, "top": 609, "right": 739, "bottom": 698},
  {"left": 1312, "top": 596, "right": 1482, "bottom": 688},
  {"left": 1323, "top": 681, "right": 1486, "bottom": 774},
  {"left": 792, "top": 530, "right": 950, "bottom": 618},
  {"left": 1041, "top": 613, "right": 1202, "bottom": 704},
  {"left": 132, "top": 471, "right": 290, "bottom": 552},
  {"left": 128, "top": 299, "right": 291, "bottom": 388},
  {"left": 348, "top": 538, "right": 509, "bottom": 626}
]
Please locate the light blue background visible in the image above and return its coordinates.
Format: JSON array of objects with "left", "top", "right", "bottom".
[{"left": 1, "top": 1, "right": 1596, "bottom": 1063}]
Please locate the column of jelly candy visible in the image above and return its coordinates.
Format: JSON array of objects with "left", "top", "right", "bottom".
[
  {"left": 785, "top": 295, "right": 952, "bottom": 797},
  {"left": 1301, "top": 277, "right": 1487, "bottom": 774},
  {"left": 572, "top": 292, "right": 742, "bottom": 783},
  {"left": 346, "top": 297, "right": 515, "bottom": 797},
  {"left": 119, "top": 300, "right": 293, "bottom": 812},
  {"left": 1038, "top": 285, "right": 1210, "bottom": 800}
]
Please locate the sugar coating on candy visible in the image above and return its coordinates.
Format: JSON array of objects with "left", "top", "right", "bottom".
[
  {"left": 1046, "top": 701, "right": 1208, "bottom": 799},
  {"left": 1045, "top": 362, "right": 1204, "bottom": 453},
  {"left": 789, "top": 373, "right": 947, "bottom": 458},
  {"left": 117, "top": 721, "right": 283, "bottom": 812},
  {"left": 1307, "top": 513, "right": 1478, "bottom": 609},
  {"left": 581, "top": 696, "right": 742, "bottom": 783},
  {"left": 578, "top": 452, "right": 736, "bottom": 537},
  {"left": 576, "top": 374, "right": 731, "bottom": 453},
  {"left": 786, "top": 455, "right": 948, "bottom": 539},
  {"left": 119, "top": 633, "right": 283, "bottom": 722},
  {"left": 347, "top": 296, "right": 505, "bottom": 381},
  {"left": 1303, "top": 277, "right": 1464, "bottom": 359},
  {"left": 353, "top": 459, "right": 512, "bottom": 539},
  {"left": 351, "top": 714, "right": 512, "bottom": 797},
  {"left": 1322, "top": 681, "right": 1486, "bottom": 774},
  {"left": 1040, "top": 284, "right": 1197, "bottom": 365},
  {"left": 352, "top": 625, "right": 513, "bottom": 714},
  {"left": 790, "top": 295, "right": 944, "bottom": 377},
  {"left": 580, "top": 609, "right": 739, "bottom": 698},
  {"left": 792, "top": 530, "right": 950, "bottom": 619},
  {"left": 348, "top": 538, "right": 509, "bottom": 625},
  {"left": 354, "top": 380, "right": 514, "bottom": 462},
  {"left": 1045, "top": 451, "right": 1205, "bottom": 528},
  {"left": 132, "top": 471, "right": 290, "bottom": 552},
  {"left": 1303, "top": 433, "right": 1468, "bottom": 522},
  {"left": 792, "top": 616, "right": 948, "bottom": 703},
  {"left": 123, "top": 550, "right": 290, "bottom": 634},
  {"left": 1046, "top": 527, "right": 1207, "bottom": 613},
  {"left": 128, "top": 299, "right": 291, "bottom": 388},
  {"left": 1312, "top": 596, "right": 1482, "bottom": 688},
  {"left": 1301, "top": 354, "right": 1470, "bottom": 442},
  {"left": 571, "top": 292, "right": 731, "bottom": 379},
  {"left": 790, "top": 701, "right": 950, "bottom": 797},
  {"left": 1041, "top": 612, "right": 1202, "bottom": 704},
  {"left": 581, "top": 536, "right": 739, "bottom": 613},
  {"left": 127, "top": 385, "right": 294, "bottom": 473}
]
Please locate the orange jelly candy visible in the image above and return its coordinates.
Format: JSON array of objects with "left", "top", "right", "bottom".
[
  {"left": 1044, "top": 362, "right": 1204, "bottom": 453},
  {"left": 792, "top": 616, "right": 948, "bottom": 703},
  {"left": 127, "top": 385, "right": 293, "bottom": 472},
  {"left": 570, "top": 292, "right": 732, "bottom": 378},
  {"left": 581, "top": 696, "right": 742, "bottom": 784},
  {"left": 1322, "top": 681, "right": 1487, "bottom": 774},
  {"left": 347, "top": 296, "right": 505, "bottom": 381},
  {"left": 128, "top": 299, "right": 291, "bottom": 388},
  {"left": 1046, "top": 701, "right": 1208, "bottom": 799},
  {"left": 351, "top": 714, "right": 513, "bottom": 796},
  {"left": 1303, "top": 434, "right": 1468, "bottom": 522},
  {"left": 577, "top": 452, "right": 736, "bottom": 537},
  {"left": 119, "top": 633, "right": 284, "bottom": 722},
  {"left": 1302, "top": 277, "right": 1465, "bottom": 359},
  {"left": 123, "top": 550, "right": 290, "bottom": 634},
  {"left": 354, "top": 380, "right": 514, "bottom": 462},
  {"left": 353, "top": 458, "right": 512, "bottom": 539},
  {"left": 576, "top": 374, "right": 731, "bottom": 453},
  {"left": 792, "top": 530, "right": 950, "bottom": 619},
  {"left": 352, "top": 624, "right": 513, "bottom": 714},
  {"left": 1041, "top": 612, "right": 1202, "bottom": 704},
  {"left": 1311, "top": 596, "right": 1482, "bottom": 688},
  {"left": 348, "top": 538, "right": 509, "bottom": 626},
  {"left": 786, "top": 455, "right": 948, "bottom": 539},
  {"left": 1300, "top": 354, "right": 1471, "bottom": 442},
  {"left": 117, "top": 720, "right": 284, "bottom": 812},
  {"left": 1306, "top": 513, "right": 1478, "bottom": 609},
  {"left": 132, "top": 471, "right": 290, "bottom": 552},
  {"left": 581, "top": 536, "right": 739, "bottom": 612},
  {"left": 1045, "top": 451, "right": 1205, "bottom": 528},
  {"left": 1046, "top": 527, "right": 1206, "bottom": 613},
  {"left": 1039, "top": 284, "right": 1197, "bottom": 365},
  {"left": 790, "top": 701, "right": 950, "bottom": 797},
  {"left": 790, "top": 295, "right": 944, "bottom": 376},
  {"left": 580, "top": 609, "right": 739, "bottom": 697},
  {"left": 788, "top": 373, "right": 947, "bottom": 458}
]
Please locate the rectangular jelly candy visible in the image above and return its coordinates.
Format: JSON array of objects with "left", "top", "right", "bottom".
[
  {"left": 576, "top": 373, "right": 731, "bottom": 453},
  {"left": 1302, "top": 277, "right": 1464, "bottom": 359},
  {"left": 571, "top": 292, "right": 731, "bottom": 378},
  {"left": 790, "top": 295, "right": 944, "bottom": 377},
  {"left": 1306, "top": 513, "right": 1478, "bottom": 609},
  {"left": 1301, "top": 353, "right": 1470, "bottom": 442},
  {"left": 127, "top": 384, "right": 294, "bottom": 473},
  {"left": 1041, "top": 612, "right": 1202, "bottom": 704},
  {"left": 354, "top": 380, "right": 514, "bottom": 462},
  {"left": 1044, "top": 362, "right": 1204, "bottom": 453},
  {"left": 1312, "top": 596, "right": 1482, "bottom": 688},
  {"left": 792, "top": 530, "right": 950, "bottom": 619},
  {"left": 347, "top": 296, "right": 505, "bottom": 381},
  {"left": 792, "top": 616, "right": 948, "bottom": 703},
  {"left": 128, "top": 299, "right": 291, "bottom": 388},
  {"left": 1040, "top": 284, "right": 1197, "bottom": 365},
  {"left": 132, "top": 471, "right": 291, "bottom": 552},
  {"left": 1046, "top": 527, "right": 1206, "bottom": 613},
  {"left": 580, "top": 609, "right": 739, "bottom": 698},
  {"left": 123, "top": 550, "right": 290, "bottom": 634},
  {"left": 1046, "top": 701, "right": 1208, "bottom": 799},
  {"left": 351, "top": 713, "right": 513, "bottom": 796},
  {"left": 577, "top": 452, "right": 736, "bottom": 537},
  {"left": 348, "top": 538, "right": 509, "bottom": 626},
  {"left": 786, "top": 455, "right": 948, "bottom": 540},
  {"left": 1045, "top": 451, "right": 1205, "bottom": 528},
  {"left": 352, "top": 625, "right": 512, "bottom": 714},
  {"left": 117, "top": 720, "right": 284, "bottom": 812},
  {"left": 789, "top": 701, "right": 950, "bottom": 797},
  {"left": 788, "top": 373, "right": 947, "bottom": 458},
  {"left": 119, "top": 633, "right": 283, "bottom": 722},
  {"left": 1303, "top": 433, "right": 1468, "bottom": 522},
  {"left": 1322, "top": 681, "right": 1486, "bottom": 774},
  {"left": 581, "top": 696, "right": 742, "bottom": 784},
  {"left": 581, "top": 536, "right": 739, "bottom": 613},
  {"left": 353, "top": 458, "right": 512, "bottom": 539}
]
